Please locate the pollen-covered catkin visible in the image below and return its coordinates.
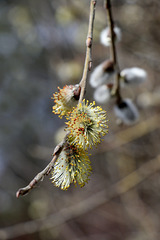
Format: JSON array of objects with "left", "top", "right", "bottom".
[
  {"left": 66, "top": 99, "right": 108, "bottom": 150},
  {"left": 52, "top": 84, "right": 81, "bottom": 118},
  {"left": 51, "top": 139, "right": 92, "bottom": 190}
]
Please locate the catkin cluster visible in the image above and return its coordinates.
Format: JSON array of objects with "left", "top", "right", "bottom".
[
  {"left": 90, "top": 26, "right": 147, "bottom": 125},
  {"left": 51, "top": 85, "right": 108, "bottom": 190}
]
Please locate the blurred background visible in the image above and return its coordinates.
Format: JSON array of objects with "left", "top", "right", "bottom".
[{"left": 0, "top": 0, "right": 160, "bottom": 239}]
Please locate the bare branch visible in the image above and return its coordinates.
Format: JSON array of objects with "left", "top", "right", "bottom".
[
  {"left": 79, "top": 0, "right": 97, "bottom": 103},
  {"left": 104, "top": 0, "right": 121, "bottom": 102},
  {"left": 16, "top": 133, "right": 69, "bottom": 198}
]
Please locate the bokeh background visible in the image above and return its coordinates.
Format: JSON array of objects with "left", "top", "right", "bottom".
[{"left": 0, "top": 0, "right": 160, "bottom": 239}]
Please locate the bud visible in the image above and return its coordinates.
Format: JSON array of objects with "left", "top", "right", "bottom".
[
  {"left": 114, "top": 98, "right": 139, "bottom": 125},
  {"left": 121, "top": 67, "right": 147, "bottom": 85},
  {"left": 94, "top": 84, "right": 112, "bottom": 103},
  {"left": 52, "top": 84, "right": 81, "bottom": 118},
  {"left": 66, "top": 100, "right": 108, "bottom": 149},
  {"left": 51, "top": 140, "right": 92, "bottom": 190},
  {"left": 89, "top": 60, "right": 114, "bottom": 88},
  {"left": 100, "top": 26, "right": 121, "bottom": 47}
]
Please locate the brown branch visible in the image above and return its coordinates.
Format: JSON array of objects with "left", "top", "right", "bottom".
[
  {"left": 79, "top": 0, "right": 97, "bottom": 103},
  {"left": 17, "top": 113, "right": 160, "bottom": 198},
  {"left": 3, "top": 154, "right": 160, "bottom": 239},
  {"left": 104, "top": 0, "right": 121, "bottom": 102},
  {"left": 16, "top": 1, "right": 97, "bottom": 198},
  {"left": 16, "top": 133, "right": 69, "bottom": 198}
]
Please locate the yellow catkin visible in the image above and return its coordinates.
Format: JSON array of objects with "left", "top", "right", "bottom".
[
  {"left": 66, "top": 99, "right": 108, "bottom": 150},
  {"left": 51, "top": 139, "right": 92, "bottom": 190}
]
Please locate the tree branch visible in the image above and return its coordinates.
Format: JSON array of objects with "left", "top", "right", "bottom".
[
  {"left": 4, "top": 154, "right": 160, "bottom": 238},
  {"left": 79, "top": 0, "right": 97, "bottom": 103},
  {"left": 104, "top": 0, "right": 121, "bottom": 102},
  {"left": 16, "top": 1, "right": 97, "bottom": 198},
  {"left": 16, "top": 133, "right": 69, "bottom": 198}
]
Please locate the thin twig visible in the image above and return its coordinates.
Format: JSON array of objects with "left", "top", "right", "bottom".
[
  {"left": 104, "top": 0, "right": 121, "bottom": 102},
  {"left": 16, "top": 134, "right": 69, "bottom": 198},
  {"left": 3, "top": 154, "right": 160, "bottom": 239},
  {"left": 16, "top": 1, "right": 97, "bottom": 197},
  {"left": 79, "top": 0, "right": 97, "bottom": 103}
]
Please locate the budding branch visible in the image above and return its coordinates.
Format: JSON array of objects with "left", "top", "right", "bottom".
[
  {"left": 79, "top": 0, "right": 97, "bottom": 103},
  {"left": 16, "top": 0, "right": 97, "bottom": 198},
  {"left": 104, "top": 0, "right": 121, "bottom": 102},
  {"left": 16, "top": 134, "right": 69, "bottom": 197}
]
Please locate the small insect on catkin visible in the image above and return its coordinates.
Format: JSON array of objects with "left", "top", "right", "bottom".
[
  {"left": 66, "top": 99, "right": 108, "bottom": 150},
  {"left": 120, "top": 67, "right": 147, "bottom": 85},
  {"left": 114, "top": 98, "right": 139, "bottom": 125},
  {"left": 52, "top": 84, "right": 81, "bottom": 118}
]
